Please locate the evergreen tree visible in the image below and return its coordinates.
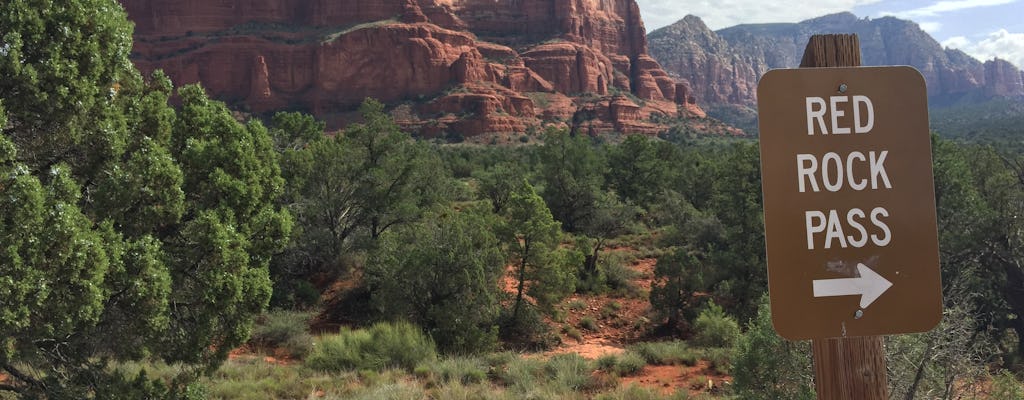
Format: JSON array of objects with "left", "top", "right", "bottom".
[
  {"left": 366, "top": 206, "right": 505, "bottom": 353},
  {"left": 0, "top": 1, "right": 291, "bottom": 395}
]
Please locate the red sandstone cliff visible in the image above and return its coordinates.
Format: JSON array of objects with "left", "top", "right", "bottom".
[{"left": 121, "top": 0, "right": 702, "bottom": 137}]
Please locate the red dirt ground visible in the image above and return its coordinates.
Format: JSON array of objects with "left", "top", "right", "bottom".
[
  {"left": 516, "top": 248, "right": 731, "bottom": 397},
  {"left": 621, "top": 361, "right": 732, "bottom": 397}
]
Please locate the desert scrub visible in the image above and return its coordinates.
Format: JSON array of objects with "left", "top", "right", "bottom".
[
  {"left": 305, "top": 321, "right": 437, "bottom": 372},
  {"left": 562, "top": 324, "right": 584, "bottom": 343},
  {"left": 566, "top": 299, "right": 588, "bottom": 311},
  {"left": 249, "top": 310, "right": 314, "bottom": 358},
  {"left": 595, "top": 383, "right": 690, "bottom": 400},
  {"left": 579, "top": 316, "right": 599, "bottom": 331},
  {"left": 415, "top": 356, "right": 488, "bottom": 385},
  {"left": 629, "top": 341, "right": 698, "bottom": 366},
  {"left": 544, "top": 353, "right": 592, "bottom": 392},
  {"left": 614, "top": 352, "right": 647, "bottom": 376},
  {"left": 702, "top": 347, "right": 732, "bottom": 375},
  {"left": 692, "top": 301, "right": 740, "bottom": 349}
]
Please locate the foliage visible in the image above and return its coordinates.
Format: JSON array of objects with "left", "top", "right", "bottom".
[
  {"left": 501, "top": 181, "right": 578, "bottom": 325},
  {"left": 580, "top": 317, "right": 599, "bottom": 331},
  {"left": 271, "top": 99, "right": 451, "bottom": 285},
  {"left": 885, "top": 272, "right": 992, "bottom": 399},
  {"left": 605, "top": 135, "right": 678, "bottom": 208},
  {"left": 0, "top": 1, "right": 291, "bottom": 394},
  {"left": 415, "top": 356, "right": 489, "bottom": 385},
  {"left": 990, "top": 370, "right": 1024, "bottom": 399},
  {"left": 578, "top": 192, "right": 638, "bottom": 287},
  {"left": 930, "top": 99, "right": 1024, "bottom": 146},
  {"left": 249, "top": 311, "right": 314, "bottom": 359},
  {"left": 305, "top": 321, "right": 437, "bottom": 372},
  {"left": 628, "top": 341, "right": 698, "bottom": 366},
  {"left": 474, "top": 161, "right": 528, "bottom": 214},
  {"left": 366, "top": 206, "right": 504, "bottom": 354},
  {"left": 650, "top": 248, "right": 706, "bottom": 332},
  {"left": 692, "top": 301, "right": 741, "bottom": 349},
  {"left": 536, "top": 129, "right": 605, "bottom": 232},
  {"left": 613, "top": 352, "right": 647, "bottom": 376},
  {"left": 731, "top": 297, "right": 815, "bottom": 400}
]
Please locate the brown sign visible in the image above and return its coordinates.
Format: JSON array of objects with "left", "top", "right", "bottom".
[{"left": 757, "top": 66, "right": 942, "bottom": 340}]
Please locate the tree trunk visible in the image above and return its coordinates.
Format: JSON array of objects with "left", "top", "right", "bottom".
[{"left": 512, "top": 242, "right": 530, "bottom": 324}]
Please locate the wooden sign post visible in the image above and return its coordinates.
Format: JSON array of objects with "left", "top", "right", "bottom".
[
  {"left": 801, "top": 34, "right": 888, "bottom": 400},
  {"left": 758, "top": 33, "right": 942, "bottom": 399}
]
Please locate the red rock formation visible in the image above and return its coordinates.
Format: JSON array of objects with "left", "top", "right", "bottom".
[
  {"left": 984, "top": 58, "right": 1024, "bottom": 98},
  {"left": 121, "top": 0, "right": 701, "bottom": 137},
  {"left": 649, "top": 12, "right": 1020, "bottom": 109}
]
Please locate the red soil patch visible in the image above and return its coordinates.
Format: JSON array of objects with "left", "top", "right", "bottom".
[
  {"left": 228, "top": 345, "right": 296, "bottom": 366},
  {"left": 621, "top": 361, "right": 731, "bottom": 397},
  {"left": 546, "top": 342, "right": 625, "bottom": 359}
]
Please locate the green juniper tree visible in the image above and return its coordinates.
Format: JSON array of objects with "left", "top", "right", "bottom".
[
  {"left": 0, "top": 1, "right": 291, "bottom": 396},
  {"left": 366, "top": 206, "right": 505, "bottom": 354}
]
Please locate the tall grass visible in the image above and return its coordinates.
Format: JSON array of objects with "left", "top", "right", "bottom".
[
  {"left": 250, "top": 310, "right": 314, "bottom": 358},
  {"left": 305, "top": 321, "right": 437, "bottom": 372},
  {"left": 629, "top": 341, "right": 699, "bottom": 366}
]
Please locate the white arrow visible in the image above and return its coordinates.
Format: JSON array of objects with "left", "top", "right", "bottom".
[{"left": 812, "top": 263, "right": 893, "bottom": 309}]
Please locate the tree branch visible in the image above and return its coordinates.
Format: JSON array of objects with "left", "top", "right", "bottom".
[{"left": 3, "top": 363, "right": 41, "bottom": 389}]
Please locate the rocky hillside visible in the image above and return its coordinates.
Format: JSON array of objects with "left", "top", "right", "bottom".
[
  {"left": 120, "top": 0, "right": 705, "bottom": 137},
  {"left": 650, "top": 12, "right": 1024, "bottom": 108}
]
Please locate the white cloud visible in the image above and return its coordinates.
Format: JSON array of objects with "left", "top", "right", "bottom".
[
  {"left": 636, "top": 0, "right": 882, "bottom": 31},
  {"left": 942, "top": 29, "right": 1024, "bottom": 68},
  {"left": 918, "top": 21, "right": 942, "bottom": 33},
  {"left": 880, "top": 0, "right": 1018, "bottom": 18}
]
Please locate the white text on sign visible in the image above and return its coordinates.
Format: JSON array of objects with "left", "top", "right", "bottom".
[{"left": 800, "top": 95, "right": 892, "bottom": 250}]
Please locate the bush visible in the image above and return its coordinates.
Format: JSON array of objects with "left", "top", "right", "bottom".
[
  {"left": 544, "top": 353, "right": 592, "bottom": 392},
  {"left": 567, "top": 300, "right": 587, "bottom": 311},
  {"left": 692, "top": 301, "right": 740, "bottom": 349},
  {"left": 628, "top": 341, "right": 698, "bottom": 366},
  {"left": 305, "top": 321, "right": 437, "bottom": 372},
  {"left": 702, "top": 347, "right": 731, "bottom": 375},
  {"left": 499, "top": 304, "right": 559, "bottom": 350},
  {"left": 602, "top": 253, "right": 642, "bottom": 296},
  {"left": 614, "top": 352, "right": 647, "bottom": 376},
  {"left": 249, "top": 311, "right": 314, "bottom": 358},
  {"left": 595, "top": 354, "right": 619, "bottom": 371},
  {"left": 732, "top": 297, "right": 814, "bottom": 400},
  {"left": 562, "top": 325, "right": 584, "bottom": 343},
  {"left": 595, "top": 383, "right": 688, "bottom": 400},
  {"left": 580, "top": 317, "right": 599, "bottom": 331},
  {"left": 495, "top": 356, "right": 546, "bottom": 393},
  {"left": 991, "top": 370, "right": 1024, "bottom": 399}
]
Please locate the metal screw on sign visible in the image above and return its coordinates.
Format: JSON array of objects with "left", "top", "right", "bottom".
[{"left": 839, "top": 83, "right": 848, "bottom": 93}]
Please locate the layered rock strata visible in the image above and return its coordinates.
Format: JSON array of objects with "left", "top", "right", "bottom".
[{"left": 121, "top": 0, "right": 702, "bottom": 136}]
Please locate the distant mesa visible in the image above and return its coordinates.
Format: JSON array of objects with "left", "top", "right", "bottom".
[
  {"left": 649, "top": 12, "right": 1024, "bottom": 110},
  {"left": 120, "top": 0, "right": 707, "bottom": 138}
]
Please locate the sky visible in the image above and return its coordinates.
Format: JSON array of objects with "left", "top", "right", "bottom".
[{"left": 635, "top": 0, "right": 1024, "bottom": 68}]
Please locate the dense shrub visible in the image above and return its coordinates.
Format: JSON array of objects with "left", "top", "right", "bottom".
[
  {"left": 306, "top": 321, "right": 437, "bottom": 372},
  {"left": 415, "top": 356, "right": 489, "bottom": 385},
  {"left": 991, "top": 370, "right": 1024, "bottom": 399},
  {"left": 628, "top": 341, "right": 698, "bottom": 366},
  {"left": 732, "top": 297, "right": 814, "bottom": 400},
  {"left": 544, "top": 353, "right": 592, "bottom": 392},
  {"left": 692, "top": 301, "right": 741, "bottom": 349},
  {"left": 499, "top": 304, "right": 559, "bottom": 350},
  {"left": 614, "top": 352, "right": 647, "bottom": 376},
  {"left": 580, "top": 317, "right": 599, "bottom": 331},
  {"left": 250, "top": 311, "right": 314, "bottom": 358}
]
